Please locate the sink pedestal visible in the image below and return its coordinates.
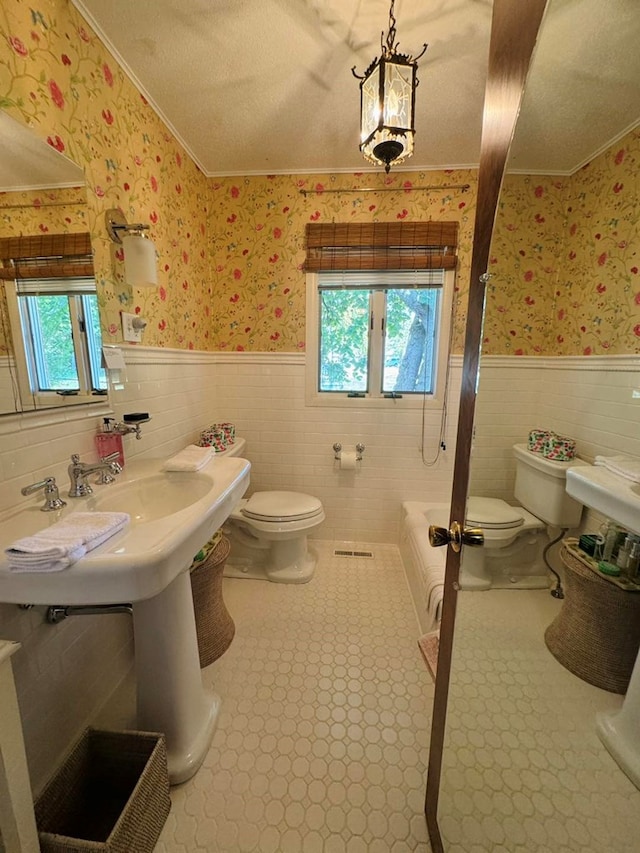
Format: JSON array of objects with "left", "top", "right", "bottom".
[
  {"left": 133, "top": 571, "right": 220, "bottom": 785},
  {"left": 597, "top": 651, "right": 640, "bottom": 790}
]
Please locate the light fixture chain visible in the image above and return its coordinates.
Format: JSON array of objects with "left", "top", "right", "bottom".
[{"left": 384, "top": 0, "right": 397, "bottom": 55}]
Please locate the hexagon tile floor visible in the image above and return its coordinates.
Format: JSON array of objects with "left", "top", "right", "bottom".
[
  {"left": 439, "top": 588, "right": 640, "bottom": 853},
  {"left": 155, "top": 541, "right": 435, "bottom": 852}
]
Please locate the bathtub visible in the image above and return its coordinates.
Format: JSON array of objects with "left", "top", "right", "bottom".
[{"left": 400, "top": 501, "right": 449, "bottom": 634}]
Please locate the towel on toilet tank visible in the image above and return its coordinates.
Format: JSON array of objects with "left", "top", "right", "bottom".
[{"left": 5, "top": 511, "right": 129, "bottom": 572}]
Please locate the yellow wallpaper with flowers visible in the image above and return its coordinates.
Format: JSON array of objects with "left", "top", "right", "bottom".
[
  {"left": 0, "top": 0, "right": 211, "bottom": 350},
  {"left": 485, "top": 126, "right": 640, "bottom": 356},
  {"left": 1, "top": 0, "right": 638, "bottom": 358},
  {"left": 208, "top": 171, "right": 477, "bottom": 353},
  {"left": 0, "top": 184, "right": 88, "bottom": 355}
]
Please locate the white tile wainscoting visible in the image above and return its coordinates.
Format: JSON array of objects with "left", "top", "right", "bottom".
[{"left": 0, "top": 345, "right": 638, "bottom": 802}]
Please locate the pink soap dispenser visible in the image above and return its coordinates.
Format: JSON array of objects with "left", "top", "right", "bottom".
[{"left": 95, "top": 417, "right": 125, "bottom": 467}]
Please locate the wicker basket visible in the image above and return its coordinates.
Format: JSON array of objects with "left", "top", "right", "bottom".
[
  {"left": 190, "top": 534, "right": 235, "bottom": 667},
  {"left": 545, "top": 545, "right": 640, "bottom": 694},
  {"left": 35, "top": 728, "right": 170, "bottom": 853}
]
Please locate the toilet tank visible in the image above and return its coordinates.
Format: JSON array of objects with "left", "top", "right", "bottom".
[
  {"left": 217, "top": 436, "right": 247, "bottom": 457},
  {"left": 512, "top": 443, "right": 583, "bottom": 527}
]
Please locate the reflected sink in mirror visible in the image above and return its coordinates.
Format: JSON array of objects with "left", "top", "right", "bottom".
[
  {"left": 566, "top": 464, "right": 640, "bottom": 535},
  {"left": 88, "top": 472, "right": 213, "bottom": 522},
  {"left": 0, "top": 455, "right": 251, "bottom": 606}
]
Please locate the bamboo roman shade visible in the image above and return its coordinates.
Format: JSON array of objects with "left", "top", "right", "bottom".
[
  {"left": 304, "top": 221, "right": 458, "bottom": 272},
  {"left": 0, "top": 232, "right": 94, "bottom": 280}
]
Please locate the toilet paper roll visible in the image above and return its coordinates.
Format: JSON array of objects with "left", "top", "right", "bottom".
[{"left": 339, "top": 451, "right": 358, "bottom": 470}]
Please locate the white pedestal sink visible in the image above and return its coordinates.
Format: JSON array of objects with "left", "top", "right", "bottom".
[
  {"left": 566, "top": 461, "right": 640, "bottom": 789},
  {"left": 0, "top": 455, "right": 250, "bottom": 784}
]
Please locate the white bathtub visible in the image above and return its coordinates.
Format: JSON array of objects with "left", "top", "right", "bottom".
[{"left": 400, "top": 501, "right": 449, "bottom": 634}]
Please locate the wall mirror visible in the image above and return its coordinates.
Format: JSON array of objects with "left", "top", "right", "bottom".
[
  {"left": 0, "top": 109, "right": 106, "bottom": 414},
  {"left": 436, "top": 0, "right": 640, "bottom": 849}
]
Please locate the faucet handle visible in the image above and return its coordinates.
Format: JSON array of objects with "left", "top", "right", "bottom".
[
  {"left": 96, "top": 452, "right": 123, "bottom": 484},
  {"left": 21, "top": 477, "right": 67, "bottom": 512}
]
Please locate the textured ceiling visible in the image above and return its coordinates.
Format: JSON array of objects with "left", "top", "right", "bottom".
[
  {"left": 70, "top": 0, "right": 640, "bottom": 177},
  {"left": 3, "top": 0, "right": 640, "bottom": 189}
]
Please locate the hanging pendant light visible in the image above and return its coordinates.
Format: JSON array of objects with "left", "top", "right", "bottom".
[{"left": 352, "top": 0, "right": 427, "bottom": 173}]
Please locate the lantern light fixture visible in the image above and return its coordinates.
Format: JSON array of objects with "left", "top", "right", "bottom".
[{"left": 352, "top": 0, "right": 427, "bottom": 173}]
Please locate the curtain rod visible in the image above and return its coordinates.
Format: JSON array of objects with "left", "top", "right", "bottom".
[
  {"left": 299, "top": 183, "right": 470, "bottom": 196},
  {"left": 0, "top": 200, "right": 87, "bottom": 210}
]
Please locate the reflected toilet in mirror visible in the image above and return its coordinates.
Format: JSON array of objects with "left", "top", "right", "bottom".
[{"left": 434, "top": 0, "right": 640, "bottom": 849}]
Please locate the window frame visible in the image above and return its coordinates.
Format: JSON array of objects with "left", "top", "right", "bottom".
[
  {"left": 305, "top": 268, "right": 455, "bottom": 409},
  {"left": 4, "top": 277, "right": 107, "bottom": 409}
]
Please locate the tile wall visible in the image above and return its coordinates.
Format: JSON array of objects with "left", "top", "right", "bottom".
[
  {"left": 0, "top": 346, "right": 219, "bottom": 793},
  {"left": 470, "top": 355, "right": 640, "bottom": 534},
  {"left": 208, "top": 354, "right": 463, "bottom": 544},
  {"left": 2, "top": 347, "right": 639, "bottom": 793}
]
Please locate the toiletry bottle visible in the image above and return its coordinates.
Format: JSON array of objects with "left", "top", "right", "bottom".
[
  {"left": 602, "top": 522, "right": 622, "bottom": 562},
  {"left": 95, "top": 417, "right": 125, "bottom": 467},
  {"left": 616, "top": 533, "right": 634, "bottom": 574},
  {"left": 628, "top": 541, "right": 640, "bottom": 579}
]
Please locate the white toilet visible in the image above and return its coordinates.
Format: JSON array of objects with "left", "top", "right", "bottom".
[
  {"left": 460, "top": 443, "right": 585, "bottom": 590},
  {"left": 218, "top": 437, "right": 325, "bottom": 583}
]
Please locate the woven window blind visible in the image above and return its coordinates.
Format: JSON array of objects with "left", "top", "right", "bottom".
[
  {"left": 0, "top": 233, "right": 94, "bottom": 280},
  {"left": 304, "top": 221, "right": 458, "bottom": 272}
]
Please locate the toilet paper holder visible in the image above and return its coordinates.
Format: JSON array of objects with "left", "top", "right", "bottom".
[{"left": 333, "top": 442, "right": 365, "bottom": 461}]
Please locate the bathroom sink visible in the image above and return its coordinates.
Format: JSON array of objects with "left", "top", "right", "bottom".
[
  {"left": 0, "top": 455, "right": 250, "bottom": 606},
  {"left": 0, "top": 451, "right": 251, "bottom": 785},
  {"left": 88, "top": 472, "right": 213, "bottom": 522},
  {"left": 565, "top": 464, "right": 640, "bottom": 535}
]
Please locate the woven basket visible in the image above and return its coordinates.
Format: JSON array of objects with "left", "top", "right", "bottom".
[
  {"left": 190, "top": 534, "right": 235, "bottom": 667},
  {"left": 35, "top": 729, "right": 170, "bottom": 853},
  {"left": 545, "top": 545, "right": 640, "bottom": 694}
]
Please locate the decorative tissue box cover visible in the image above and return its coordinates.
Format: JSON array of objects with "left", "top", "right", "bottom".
[
  {"left": 527, "top": 429, "right": 576, "bottom": 461},
  {"left": 199, "top": 422, "right": 235, "bottom": 452}
]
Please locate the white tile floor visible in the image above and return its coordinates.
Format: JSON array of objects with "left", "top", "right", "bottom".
[
  {"left": 97, "top": 543, "right": 640, "bottom": 852},
  {"left": 155, "top": 541, "right": 435, "bottom": 852},
  {"left": 439, "top": 588, "right": 640, "bottom": 853}
]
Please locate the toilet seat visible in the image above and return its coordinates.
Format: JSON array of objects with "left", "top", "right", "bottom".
[
  {"left": 466, "top": 497, "right": 525, "bottom": 530},
  {"left": 242, "top": 491, "right": 324, "bottom": 523}
]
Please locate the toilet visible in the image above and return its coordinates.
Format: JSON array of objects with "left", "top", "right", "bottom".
[
  {"left": 460, "top": 443, "right": 585, "bottom": 590},
  {"left": 218, "top": 438, "right": 325, "bottom": 583}
]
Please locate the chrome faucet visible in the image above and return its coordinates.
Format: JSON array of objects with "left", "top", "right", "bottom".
[
  {"left": 21, "top": 477, "right": 67, "bottom": 512},
  {"left": 68, "top": 452, "right": 122, "bottom": 497}
]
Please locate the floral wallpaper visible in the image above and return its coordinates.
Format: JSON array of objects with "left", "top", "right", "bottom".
[
  {"left": 0, "top": 185, "right": 88, "bottom": 354},
  {"left": 0, "top": 0, "right": 211, "bottom": 350},
  {"left": 208, "top": 171, "right": 477, "bottom": 353},
  {"left": 557, "top": 127, "right": 640, "bottom": 356},
  {"left": 1, "top": 0, "right": 638, "bottom": 358},
  {"left": 486, "top": 126, "right": 640, "bottom": 356}
]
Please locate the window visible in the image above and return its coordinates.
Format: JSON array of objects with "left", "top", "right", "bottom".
[
  {"left": 5, "top": 277, "right": 107, "bottom": 407},
  {"left": 304, "top": 220, "right": 458, "bottom": 407},
  {"left": 307, "top": 268, "right": 454, "bottom": 407}
]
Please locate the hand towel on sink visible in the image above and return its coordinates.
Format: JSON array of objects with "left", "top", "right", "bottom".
[
  {"left": 162, "top": 444, "right": 213, "bottom": 472},
  {"left": 594, "top": 455, "right": 640, "bottom": 484},
  {"left": 5, "top": 511, "right": 129, "bottom": 573}
]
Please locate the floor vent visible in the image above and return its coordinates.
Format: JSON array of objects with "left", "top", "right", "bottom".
[{"left": 333, "top": 549, "right": 374, "bottom": 558}]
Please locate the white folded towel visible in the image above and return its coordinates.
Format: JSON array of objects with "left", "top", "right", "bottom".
[
  {"left": 5, "top": 511, "right": 129, "bottom": 573},
  {"left": 162, "top": 444, "right": 213, "bottom": 472},
  {"left": 594, "top": 455, "right": 640, "bottom": 484}
]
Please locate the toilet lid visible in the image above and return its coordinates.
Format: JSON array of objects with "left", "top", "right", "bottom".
[
  {"left": 242, "top": 491, "right": 324, "bottom": 522},
  {"left": 465, "top": 497, "right": 525, "bottom": 530}
]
